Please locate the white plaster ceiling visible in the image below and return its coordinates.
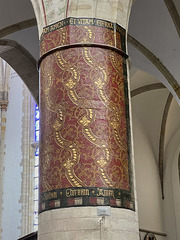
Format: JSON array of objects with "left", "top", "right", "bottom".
[
  {"left": 0, "top": 0, "right": 39, "bottom": 60},
  {"left": 130, "top": 68, "right": 159, "bottom": 91},
  {"left": 165, "top": 98, "right": 180, "bottom": 149},
  {"left": 0, "top": 0, "right": 35, "bottom": 29},
  {"left": 128, "top": 0, "right": 180, "bottom": 103},
  {"left": 4, "top": 27, "right": 40, "bottom": 60},
  {"left": 130, "top": 69, "right": 180, "bottom": 165},
  {"left": 173, "top": 0, "right": 180, "bottom": 15},
  {"left": 132, "top": 87, "right": 169, "bottom": 162}
]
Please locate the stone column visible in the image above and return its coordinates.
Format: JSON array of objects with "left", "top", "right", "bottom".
[
  {"left": 30, "top": 1, "right": 139, "bottom": 239},
  {"left": 0, "top": 59, "right": 10, "bottom": 239},
  {"left": 0, "top": 101, "right": 8, "bottom": 240}
]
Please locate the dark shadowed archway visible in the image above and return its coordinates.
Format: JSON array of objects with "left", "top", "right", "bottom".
[{"left": 0, "top": 39, "right": 39, "bottom": 103}]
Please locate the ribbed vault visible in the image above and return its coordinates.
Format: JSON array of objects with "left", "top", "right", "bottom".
[{"left": 0, "top": 39, "right": 38, "bottom": 103}]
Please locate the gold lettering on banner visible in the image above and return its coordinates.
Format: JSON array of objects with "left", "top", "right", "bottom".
[
  {"left": 50, "top": 20, "right": 66, "bottom": 32},
  {"left": 66, "top": 189, "right": 90, "bottom": 197},
  {"left": 97, "top": 188, "right": 115, "bottom": 197},
  {"left": 43, "top": 26, "right": 50, "bottom": 34},
  {"left": 77, "top": 18, "right": 83, "bottom": 25},
  {"left": 69, "top": 18, "right": 74, "bottom": 25},
  {"left": 83, "top": 19, "right": 95, "bottom": 25},
  {"left": 41, "top": 191, "right": 58, "bottom": 201},
  {"left": 42, "top": 17, "right": 119, "bottom": 35},
  {"left": 77, "top": 18, "right": 95, "bottom": 25},
  {"left": 96, "top": 20, "right": 113, "bottom": 29}
]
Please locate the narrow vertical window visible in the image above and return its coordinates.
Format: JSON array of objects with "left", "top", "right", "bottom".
[{"left": 33, "top": 105, "right": 39, "bottom": 231}]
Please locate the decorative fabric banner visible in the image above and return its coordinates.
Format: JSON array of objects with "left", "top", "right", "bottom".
[{"left": 39, "top": 17, "right": 134, "bottom": 213}]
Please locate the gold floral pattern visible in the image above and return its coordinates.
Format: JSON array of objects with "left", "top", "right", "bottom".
[{"left": 39, "top": 18, "right": 134, "bottom": 210}]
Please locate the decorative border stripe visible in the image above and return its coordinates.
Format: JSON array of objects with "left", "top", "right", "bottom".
[
  {"left": 42, "top": 17, "right": 126, "bottom": 37},
  {"left": 39, "top": 187, "right": 134, "bottom": 213},
  {"left": 38, "top": 42, "right": 128, "bottom": 69}
]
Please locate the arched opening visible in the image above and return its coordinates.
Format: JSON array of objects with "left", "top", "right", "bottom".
[{"left": 0, "top": 59, "right": 38, "bottom": 239}]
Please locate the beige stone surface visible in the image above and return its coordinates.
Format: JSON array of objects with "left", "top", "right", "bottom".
[
  {"left": 30, "top": 0, "right": 46, "bottom": 36},
  {"left": 38, "top": 207, "right": 139, "bottom": 240}
]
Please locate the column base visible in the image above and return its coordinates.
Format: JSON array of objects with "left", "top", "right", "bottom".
[{"left": 38, "top": 207, "right": 139, "bottom": 240}]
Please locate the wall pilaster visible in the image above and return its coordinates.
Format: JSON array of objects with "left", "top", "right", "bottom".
[
  {"left": 0, "top": 59, "right": 10, "bottom": 240},
  {"left": 0, "top": 105, "right": 7, "bottom": 240}
]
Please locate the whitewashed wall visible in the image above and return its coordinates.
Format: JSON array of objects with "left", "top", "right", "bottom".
[
  {"left": 132, "top": 110, "right": 165, "bottom": 237},
  {"left": 132, "top": 85, "right": 180, "bottom": 240},
  {"left": 2, "top": 71, "right": 23, "bottom": 240}
]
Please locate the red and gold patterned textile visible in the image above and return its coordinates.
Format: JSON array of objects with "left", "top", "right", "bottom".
[{"left": 39, "top": 17, "right": 134, "bottom": 212}]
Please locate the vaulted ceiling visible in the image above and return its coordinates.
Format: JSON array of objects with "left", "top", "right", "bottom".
[{"left": 128, "top": 0, "right": 180, "bottom": 104}]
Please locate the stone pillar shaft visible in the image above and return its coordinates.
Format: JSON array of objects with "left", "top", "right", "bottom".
[{"left": 0, "top": 103, "right": 8, "bottom": 240}]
